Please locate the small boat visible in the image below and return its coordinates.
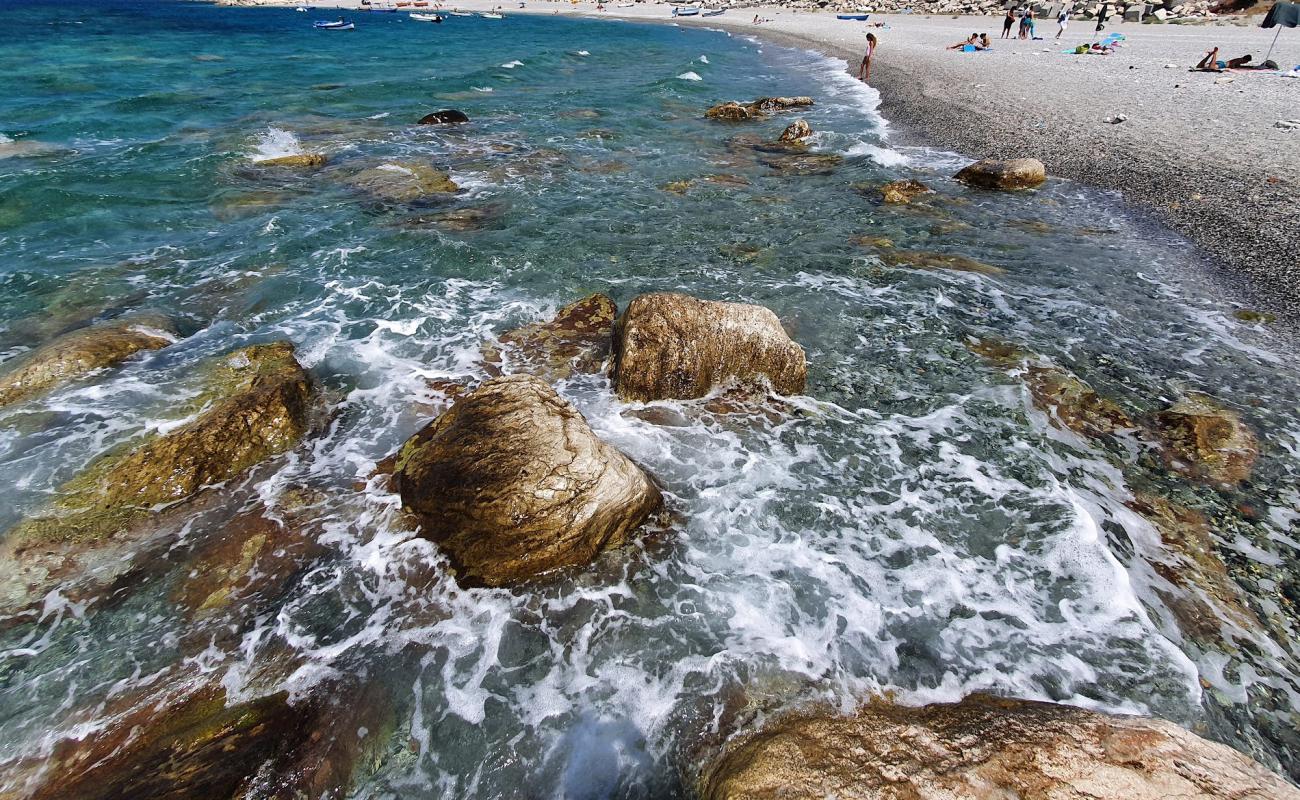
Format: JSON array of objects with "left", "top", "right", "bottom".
[
  {"left": 448, "top": 9, "right": 473, "bottom": 15},
  {"left": 413, "top": 1, "right": 429, "bottom": 5},
  {"left": 410, "top": 11, "right": 443, "bottom": 21},
  {"left": 479, "top": 11, "right": 504, "bottom": 18},
  {"left": 671, "top": 6, "right": 699, "bottom": 15},
  {"left": 396, "top": 1, "right": 411, "bottom": 6},
  {"left": 314, "top": 18, "right": 351, "bottom": 27},
  {"left": 294, "top": 6, "right": 309, "bottom": 11},
  {"left": 836, "top": 13, "right": 870, "bottom": 20},
  {"left": 700, "top": 7, "right": 723, "bottom": 15}
]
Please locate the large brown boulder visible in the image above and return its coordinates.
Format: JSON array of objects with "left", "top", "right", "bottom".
[
  {"left": 611, "top": 293, "right": 806, "bottom": 402},
  {"left": 392, "top": 375, "right": 662, "bottom": 587},
  {"left": 0, "top": 342, "right": 313, "bottom": 618},
  {"left": 699, "top": 693, "right": 1300, "bottom": 800},
  {"left": 955, "top": 157, "right": 1047, "bottom": 190},
  {"left": 1151, "top": 393, "right": 1259, "bottom": 487},
  {"left": 482, "top": 293, "right": 617, "bottom": 381},
  {"left": 0, "top": 314, "right": 176, "bottom": 408}
]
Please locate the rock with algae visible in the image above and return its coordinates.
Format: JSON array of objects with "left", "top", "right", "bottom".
[
  {"left": 0, "top": 341, "right": 313, "bottom": 619},
  {"left": 393, "top": 374, "right": 662, "bottom": 588},
  {"left": 1151, "top": 393, "right": 1259, "bottom": 487},
  {"left": 697, "top": 693, "right": 1300, "bottom": 800},
  {"left": 611, "top": 292, "right": 806, "bottom": 402},
  {"left": 345, "top": 161, "right": 459, "bottom": 203},
  {"left": 881, "top": 250, "right": 1006, "bottom": 276},
  {"left": 0, "top": 314, "right": 176, "bottom": 408},
  {"left": 7, "top": 669, "right": 400, "bottom": 800},
  {"left": 878, "top": 178, "right": 933, "bottom": 204},
  {"left": 481, "top": 293, "right": 617, "bottom": 382}
]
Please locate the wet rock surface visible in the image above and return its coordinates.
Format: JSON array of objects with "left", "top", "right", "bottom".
[
  {"left": 482, "top": 293, "right": 617, "bottom": 382},
  {"left": 705, "top": 96, "right": 814, "bottom": 121},
  {"left": 393, "top": 374, "right": 662, "bottom": 587},
  {"left": 1152, "top": 393, "right": 1259, "bottom": 487},
  {"left": 778, "top": 119, "right": 812, "bottom": 143},
  {"left": 417, "top": 109, "right": 469, "bottom": 125},
  {"left": 0, "top": 342, "right": 314, "bottom": 619},
  {"left": 253, "top": 153, "right": 327, "bottom": 168},
  {"left": 698, "top": 693, "right": 1300, "bottom": 800},
  {"left": 346, "top": 161, "right": 459, "bottom": 203},
  {"left": 955, "top": 157, "right": 1047, "bottom": 190},
  {"left": 880, "top": 249, "right": 1005, "bottom": 275},
  {"left": 878, "top": 178, "right": 932, "bottom": 204},
  {"left": 13, "top": 670, "right": 398, "bottom": 800},
  {"left": 612, "top": 292, "right": 806, "bottom": 402},
  {"left": 0, "top": 314, "right": 176, "bottom": 408}
]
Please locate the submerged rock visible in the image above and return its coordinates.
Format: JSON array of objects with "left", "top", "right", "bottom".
[
  {"left": 778, "top": 119, "right": 812, "bottom": 143},
  {"left": 393, "top": 375, "right": 662, "bottom": 587},
  {"left": 1151, "top": 393, "right": 1259, "bottom": 487},
  {"left": 878, "top": 178, "right": 932, "bottom": 204},
  {"left": 18, "top": 673, "right": 397, "bottom": 800},
  {"left": 954, "top": 157, "right": 1047, "bottom": 190},
  {"left": 0, "top": 342, "right": 313, "bottom": 616},
  {"left": 482, "top": 293, "right": 617, "bottom": 382},
  {"left": 611, "top": 292, "right": 806, "bottom": 402},
  {"left": 1233, "top": 308, "right": 1276, "bottom": 324},
  {"left": 346, "top": 162, "right": 459, "bottom": 203},
  {"left": 170, "top": 493, "right": 327, "bottom": 623},
  {"left": 407, "top": 203, "right": 506, "bottom": 232},
  {"left": 253, "top": 153, "right": 327, "bottom": 168},
  {"left": 757, "top": 152, "right": 842, "bottom": 177},
  {"left": 417, "top": 109, "right": 470, "bottom": 125},
  {"left": 705, "top": 96, "right": 814, "bottom": 121},
  {"left": 0, "top": 314, "right": 176, "bottom": 408},
  {"left": 880, "top": 249, "right": 1005, "bottom": 276},
  {"left": 1127, "top": 493, "right": 1263, "bottom": 644},
  {"left": 698, "top": 693, "right": 1300, "bottom": 800},
  {"left": 1024, "top": 364, "right": 1135, "bottom": 439}
]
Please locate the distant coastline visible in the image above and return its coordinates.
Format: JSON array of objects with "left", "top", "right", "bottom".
[{"left": 227, "top": 0, "right": 1299, "bottom": 321}]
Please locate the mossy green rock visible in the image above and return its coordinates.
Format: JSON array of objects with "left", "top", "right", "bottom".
[
  {"left": 0, "top": 341, "right": 313, "bottom": 618},
  {"left": 0, "top": 314, "right": 176, "bottom": 408}
]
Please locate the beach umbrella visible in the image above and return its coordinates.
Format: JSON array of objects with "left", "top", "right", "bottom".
[{"left": 1261, "top": 1, "right": 1299, "bottom": 65}]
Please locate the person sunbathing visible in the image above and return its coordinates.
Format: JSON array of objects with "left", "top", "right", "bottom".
[
  {"left": 947, "top": 33, "right": 979, "bottom": 50},
  {"left": 1194, "top": 47, "right": 1223, "bottom": 71}
]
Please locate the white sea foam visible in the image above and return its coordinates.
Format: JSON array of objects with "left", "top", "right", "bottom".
[
  {"left": 251, "top": 126, "right": 304, "bottom": 161},
  {"left": 501, "top": 60, "right": 524, "bottom": 69},
  {"left": 677, "top": 71, "right": 702, "bottom": 81},
  {"left": 698, "top": 55, "right": 709, "bottom": 63},
  {"left": 472, "top": 86, "right": 494, "bottom": 93}
]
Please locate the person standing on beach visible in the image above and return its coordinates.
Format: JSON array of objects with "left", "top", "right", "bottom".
[
  {"left": 1055, "top": 5, "right": 1071, "bottom": 39},
  {"left": 1018, "top": 9, "right": 1032, "bottom": 39},
  {"left": 859, "top": 33, "right": 877, "bottom": 82},
  {"left": 1095, "top": 2, "right": 1110, "bottom": 32},
  {"left": 1002, "top": 9, "right": 1015, "bottom": 38}
]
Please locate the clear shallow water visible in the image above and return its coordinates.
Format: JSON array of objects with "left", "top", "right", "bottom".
[{"left": 1, "top": 1, "right": 1299, "bottom": 796}]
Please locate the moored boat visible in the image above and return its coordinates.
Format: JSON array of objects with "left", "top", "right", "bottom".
[
  {"left": 700, "top": 7, "right": 723, "bottom": 15},
  {"left": 836, "top": 12, "right": 870, "bottom": 19},
  {"left": 479, "top": 11, "right": 504, "bottom": 18},
  {"left": 671, "top": 6, "right": 700, "bottom": 15},
  {"left": 410, "top": 11, "right": 443, "bottom": 21},
  {"left": 314, "top": 18, "right": 355, "bottom": 28}
]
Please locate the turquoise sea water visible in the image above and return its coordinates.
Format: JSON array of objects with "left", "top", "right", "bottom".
[{"left": 2, "top": 1, "right": 1300, "bottom": 796}]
